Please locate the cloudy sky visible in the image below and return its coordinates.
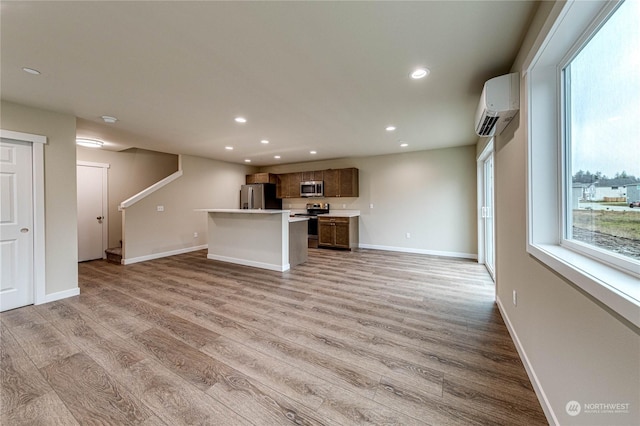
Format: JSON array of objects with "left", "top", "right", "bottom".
[{"left": 569, "top": 0, "right": 639, "bottom": 179}]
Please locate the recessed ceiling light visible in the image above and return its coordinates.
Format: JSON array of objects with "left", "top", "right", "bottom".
[
  {"left": 410, "top": 68, "right": 430, "bottom": 79},
  {"left": 76, "top": 138, "right": 104, "bottom": 148},
  {"left": 244, "top": 159, "right": 251, "bottom": 163},
  {"left": 225, "top": 146, "right": 234, "bottom": 150},
  {"left": 101, "top": 115, "right": 118, "bottom": 123},
  {"left": 235, "top": 117, "right": 247, "bottom": 123},
  {"left": 310, "top": 151, "right": 317, "bottom": 155},
  {"left": 260, "top": 139, "right": 269, "bottom": 144},
  {"left": 22, "top": 67, "right": 41, "bottom": 75},
  {"left": 274, "top": 155, "right": 281, "bottom": 159},
  {"left": 386, "top": 126, "right": 396, "bottom": 132},
  {"left": 400, "top": 143, "right": 409, "bottom": 147}
]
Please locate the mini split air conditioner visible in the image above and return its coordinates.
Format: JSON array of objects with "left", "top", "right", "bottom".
[{"left": 475, "top": 72, "right": 520, "bottom": 137}]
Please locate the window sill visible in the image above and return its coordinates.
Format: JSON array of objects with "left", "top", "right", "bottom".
[{"left": 528, "top": 243, "right": 640, "bottom": 328}]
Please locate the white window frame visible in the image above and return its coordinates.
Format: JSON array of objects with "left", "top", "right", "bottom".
[{"left": 525, "top": 0, "right": 640, "bottom": 328}]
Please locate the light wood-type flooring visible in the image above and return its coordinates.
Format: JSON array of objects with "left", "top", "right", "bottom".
[{"left": 1, "top": 249, "right": 547, "bottom": 425}]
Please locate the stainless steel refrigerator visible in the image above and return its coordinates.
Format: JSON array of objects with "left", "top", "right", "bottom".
[{"left": 240, "top": 184, "right": 282, "bottom": 209}]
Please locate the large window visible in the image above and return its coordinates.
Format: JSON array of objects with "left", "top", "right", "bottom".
[
  {"left": 526, "top": 0, "right": 639, "bottom": 328},
  {"left": 562, "top": 0, "right": 640, "bottom": 273}
]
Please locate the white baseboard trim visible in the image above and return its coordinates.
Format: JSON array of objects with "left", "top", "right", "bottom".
[
  {"left": 206, "top": 253, "right": 290, "bottom": 272},
  {"left": 36, "top": 287, "right": 80, "bottom": 305},
  {"left": 358, "top": 243, "right": 477, "bottom": 260},
  {"left": 122, "top": 244, "right": 208, "bottom": 265},
  {"left": 496, "top": 296, "right": 558, "bottom": 425}
]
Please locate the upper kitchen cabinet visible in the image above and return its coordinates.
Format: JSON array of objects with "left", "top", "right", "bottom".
[
  {"left": 276, "top": 173, "right": 289, "bottom": 198},
  {"left": 323, "top": 168, "right": 359, "bottom": 198},
  {"left": 302, "top": 170, "right": 324, "bottom": 182},
  {"left": 246, "top": 173, "right": 277, "bottom": 185},
  {"left": 276, "top": 172, "right": 303, "bottom": 198}
]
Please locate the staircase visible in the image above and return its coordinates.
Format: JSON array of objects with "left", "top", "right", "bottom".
[{"left": 105, "top": 247, "right": 122, "bottom": 264}]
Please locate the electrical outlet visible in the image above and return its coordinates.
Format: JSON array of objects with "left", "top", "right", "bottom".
[
  {"left": 156, "top": 205, "right": 164, "bottom": 212},
  {"left": 342, "top": 204, "right": 346, "bottom": 209},
  {"left": 513, "top": 290, "right": 517, "bottom": 306},
  {"left": 406, "top": 232, "right": 411, "bottom": 239},
  {"left": 193, "top": 232, "right": 198, "bottom": 238}
]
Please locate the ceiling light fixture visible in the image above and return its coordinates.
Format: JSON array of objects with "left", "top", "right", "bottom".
[
  {"left": 310, "top": 151, "right": 317, "bottom": 155},
  {"left": 385, "top": 126, "right": 396, "bottom": 132},
  {"left": 400, "top": 143, "right": 409, "bottom": 147},
  {"left": 410, "top": 68, "right": 430, "bottom": 79},
  {"left": 225, "top": 146, "right": 234, "bottom": 150},
  {"left": 76, "top": 138, "right": 104, "bottom": 148},
  {"left": 244, "top": 159, "right": 251, "bottom": 163},
  {"left": 235, "top": 117, "right": 247, "bottom": 123},
  {"left": 101, "top": 115, "right": 118, "bottom": 123},
  {"left": 22, "top": 67, "right": 41, "bottom": 75},
  {"left": 260, "top": 139, "right": 269, "bottom": 144},
  {"left": 274, "top": 155, "right": 281, "bottom": 159}
]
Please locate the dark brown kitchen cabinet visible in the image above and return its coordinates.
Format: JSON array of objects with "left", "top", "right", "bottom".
[
  {"left": 318, "top": 216, "right": 359, "bottom": 250},
  {"left": 323, "top": 168, "right": 359, "bottom": 197},
  {"left": 302, "top": 170, "right": 323, "bottom": 182},
  {"left": 246, "top": 173, "right": 277, "bottom": 184},
  {"left": 289, "top": 172, "right": 302, "bottom": 197},
  {"left": 277, "top": 173, "right": 302, "bottom": 198},
  {"left": 276, "top": 173, "right": 289, "bottom": 198}
]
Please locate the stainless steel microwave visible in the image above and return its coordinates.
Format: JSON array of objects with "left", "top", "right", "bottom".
[{"left": 300, "top": 181, "right": 323, "bottom": 197}]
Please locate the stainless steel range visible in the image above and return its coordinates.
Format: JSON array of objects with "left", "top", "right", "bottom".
[{"left": 294, "top": 203, "right": 330, "bottom": 248}]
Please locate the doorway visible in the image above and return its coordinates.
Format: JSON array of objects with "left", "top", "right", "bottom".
[
  {"left": 77, "top": 162, "right": 109, "bottom": 262},
  {"left": 477, "top": 140, "right": 495, "bottom": 281}
]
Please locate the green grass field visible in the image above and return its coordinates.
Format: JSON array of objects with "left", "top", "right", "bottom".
[{"left": 573, "top": 210, "right": 640, "bottom": 240}]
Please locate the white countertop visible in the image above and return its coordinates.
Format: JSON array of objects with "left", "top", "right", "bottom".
[
  {"left": 195, "top": 209, "right": 290, "bottom": 214},
  {"left": 318, "top": 210, "right": 360, "bottom": 218},
  {"left": 288, "top": 216, "right": 309, "bottom": 223}
]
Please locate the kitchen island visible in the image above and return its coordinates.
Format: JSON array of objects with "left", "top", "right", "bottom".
[{"left": 195, "top": 209, "right": 308, "bottom": 272}]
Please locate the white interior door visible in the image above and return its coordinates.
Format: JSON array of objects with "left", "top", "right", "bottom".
[
  {"left": 0, "top": 139, "right": 34, "bottom": 311},
  {"left": 77, "top": 163, "right": 108, "bottom": 262}
]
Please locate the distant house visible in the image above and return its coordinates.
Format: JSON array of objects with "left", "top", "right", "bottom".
[
  {"left": 572, "top": 183, "right": 587, "bottom": 208},
  {"left": 593, "top": 184, "right": 626, "bottom": 201},
  {"left": 627, "top": 184, "right": 640, "bottom": 202},
  {"left": 574, "top": 178, "right": 638, "bottom": 202}
]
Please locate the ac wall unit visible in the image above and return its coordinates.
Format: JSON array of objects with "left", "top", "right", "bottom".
[{"left": 475, "top": 72, "right": 520, "bottom": 137}]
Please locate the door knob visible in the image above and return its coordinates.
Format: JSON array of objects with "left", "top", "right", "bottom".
[
  {"left": 20, "top": 228, "right": 29, "bottom": 233},
  {"left": 96, "top": 216, "right": 104, "bottom": 221}
]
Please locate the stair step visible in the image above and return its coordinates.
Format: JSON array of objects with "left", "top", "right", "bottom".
[{"left": 105, "top": 247, "right": 122, "bottom": 265}]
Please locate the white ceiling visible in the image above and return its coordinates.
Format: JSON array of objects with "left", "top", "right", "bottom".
[{"left": 1, "top": 1, "right": 537, "bottom": 166}]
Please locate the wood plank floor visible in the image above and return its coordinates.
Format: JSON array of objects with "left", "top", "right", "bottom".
[{"left": 1, "top": 248, "right": 547, "bottom": 425}]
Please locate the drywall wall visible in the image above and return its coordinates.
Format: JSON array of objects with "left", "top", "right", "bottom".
[
  {"left": 489, "top": 2, "right": 640, "bottom": 425},
  {"left": 262, "top": 145, "right": 477, "bottom": 258},
  {"left": 122, "top": 154, "right": 256, "bottom": 261},
  {"left": 76, "top": 144, "right": 179, "bottom": 248},
  {"left": 1, "top": 101, "right": 78, "bottom": 296}
]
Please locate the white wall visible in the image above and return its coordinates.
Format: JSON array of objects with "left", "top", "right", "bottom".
[
  {"left": 1, "top": 101, "right": 78, "bottom": 296},
  {"left": 263, "top": 145, "right": 478, "bottom": 258},
  {"left": 122, "top": 155, "right": 256, "bottom": 262},
  {"left": 490, "top": 2, "right": 640, "bottom": 425}
]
